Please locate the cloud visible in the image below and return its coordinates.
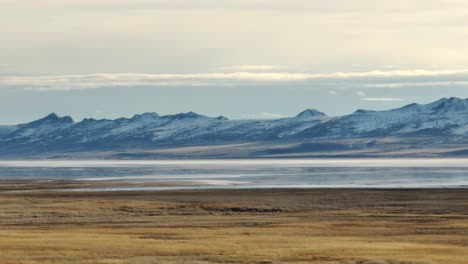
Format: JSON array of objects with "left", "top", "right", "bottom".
[
  {"left": 361, "top": 97, "right": 403, "bottom": 101},
  {"left": 2, "top": 68, "right": 468, "bottom": 91},
  {"left": 220, "top": 65, "right": 286, "bottom": 71},
  {"left": 365, "top": 81, "right": 468, "bottom": 88},
  {"left": 1, "top": 73, "right": 314, "bottom": 91},
  {"left": 356, "top": 91, "right": 366, "bottom": 97},
  {"left": 329, "top": 90, "right": 338, "bottom": 95},
  {"left": 4, "top": 0, "right": 468, "bottom": 77}
]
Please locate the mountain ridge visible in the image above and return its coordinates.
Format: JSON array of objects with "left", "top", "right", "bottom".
[{"left": 2, "top": 97, "right": 468, "bottom": 158}]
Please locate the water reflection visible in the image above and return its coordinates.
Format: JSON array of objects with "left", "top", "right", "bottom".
[{"left": 1, "top": 159, "right": 468, "bottom": 190}]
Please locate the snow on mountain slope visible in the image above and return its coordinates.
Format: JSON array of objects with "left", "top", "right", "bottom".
[
  {"left": 0, "top": 109, "right": 328, "bottom": 152},
  {"left": 2, "top": 97, "right": 468, "bottom": 155},
  {"left": 299, "top": 97, "right": 468, "bottom": 138},
  {"left": 4, "top": 113, "right": 75, "bottom": 145},
  {"left": 296, "top": 109, "right": 327, "bottom": 120}
]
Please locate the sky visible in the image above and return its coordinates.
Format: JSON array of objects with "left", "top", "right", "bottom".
[{"left": 2, "top": 0, "right": 468, "bottom": 124}]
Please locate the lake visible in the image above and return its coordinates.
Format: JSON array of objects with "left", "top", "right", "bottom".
[{"left": 1, "top": 159, "right": 468, "bottom": 191}]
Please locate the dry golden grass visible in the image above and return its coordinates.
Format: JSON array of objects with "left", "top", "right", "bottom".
[{"left": 0, "top": 187, "right": 467, "bottom": 263}]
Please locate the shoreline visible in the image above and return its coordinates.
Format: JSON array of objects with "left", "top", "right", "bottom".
[
  {"left": 2, "top": 179, "right": 468, "bottom": 193},
  {"left": 3, "top": 157, "right": 468, "bottom": 167}
]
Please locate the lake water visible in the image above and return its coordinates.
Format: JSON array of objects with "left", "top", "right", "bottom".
[{"left": 1, "top": 159, "right": 468, "bottom": 191}]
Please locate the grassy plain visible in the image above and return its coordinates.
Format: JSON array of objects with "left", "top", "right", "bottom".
[{"left": 0, "top": 184, "right": 467, "bottom": 264}]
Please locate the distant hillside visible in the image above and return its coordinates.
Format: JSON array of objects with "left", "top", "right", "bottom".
[{"left": 2, "top": 98, "right": 468, "bottom": 158}]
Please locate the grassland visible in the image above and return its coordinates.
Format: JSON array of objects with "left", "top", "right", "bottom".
[{"left": 0, "top": 184, "right": 467, "bottom": 264}]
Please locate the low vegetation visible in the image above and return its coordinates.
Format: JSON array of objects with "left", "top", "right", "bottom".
[{"left": 0, "top": 187, "right": 467, "bottom": 263}]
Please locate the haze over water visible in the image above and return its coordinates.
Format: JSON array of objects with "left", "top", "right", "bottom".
[{"left": 1, "top": 159, "right": 468, "bottom": 191}]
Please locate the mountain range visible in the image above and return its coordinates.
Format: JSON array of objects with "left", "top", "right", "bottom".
[{"left": 2, "top": 97, "right": 468, "bottom": 159}]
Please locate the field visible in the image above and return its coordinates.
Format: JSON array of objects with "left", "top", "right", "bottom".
[{"left": 0, "top": 183, "right": 467, "bottom": 264}]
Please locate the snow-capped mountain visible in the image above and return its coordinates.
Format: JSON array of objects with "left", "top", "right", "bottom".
[
  {"left": 1, "top": 97, "right": 468, "bottom": 157},
  {"left": 299, "top": 97, "right": 468, "bottom": 138},
  {"left": 0, "top": 108, "right": 328, "bottom": 154}
]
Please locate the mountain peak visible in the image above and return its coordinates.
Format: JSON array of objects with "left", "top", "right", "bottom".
[
  {"left": 168, "top": 112, "right": 207, "bottom": 120},
  {"left": 25, "top": 113, "right": 74, "bottom": 126},
  {"left": 401, "top": 103, "right": 419, "bottom": 108},
  {"left": 81, "top": 117, "right": 97, "bottom": 123},
  {"left": 352, "top": 109, "right": 376, "bottom": 115},
  {"left": 45, "top": 113, "right": 59, "bottom": 119},
  {"left": 431, "top": 97, "right": 468, "bottom": 113},
  {"left": 296, "top": 109, "right": 326, "bottom": 119},
  {"left": 131, "top": 112, "right": 160, "bottom": 122}
]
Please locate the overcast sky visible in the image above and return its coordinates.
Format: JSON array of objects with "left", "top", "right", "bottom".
[{"left": 2, "top": 0, "right": 468, "bottom": 124}]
